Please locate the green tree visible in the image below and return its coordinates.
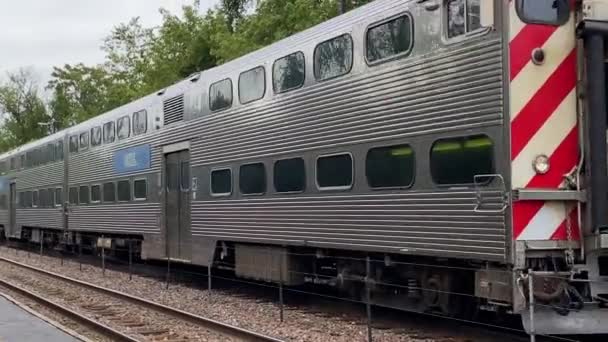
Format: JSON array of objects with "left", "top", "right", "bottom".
[{"left": 0, "top": 69, "right": 49, "bottom": 151}]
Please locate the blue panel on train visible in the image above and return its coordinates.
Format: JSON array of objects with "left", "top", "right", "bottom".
[
  {"left": 0, "top": 177, "right": 7, "bottom": 192},
  {"left": 113, "top": 144, "right": 151, "bottom": 174}
]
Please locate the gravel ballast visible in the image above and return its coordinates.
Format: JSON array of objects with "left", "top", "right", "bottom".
[{"left": 0, "top": 247, "right": 520, "bottom": 341}]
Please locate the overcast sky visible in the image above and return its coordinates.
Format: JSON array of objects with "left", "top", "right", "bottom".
[{"left": 0, "top": 0, "right": 219, "bottom": 87}]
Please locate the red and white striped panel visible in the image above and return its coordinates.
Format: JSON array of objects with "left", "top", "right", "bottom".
[{"left": 509, "top": 1, "right": 580, "bottom": 241}]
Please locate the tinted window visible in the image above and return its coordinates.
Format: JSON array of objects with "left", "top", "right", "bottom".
[
  {"left": 79, "top": 132, "right": 89, "bottom": 150},
  {"left": 367, "top": 15, "right": 413, "bottom": 63},
  {"left": 133, "top": 110, "right": 147, "bottom": 135},
  {"left": 47, "top": 188, "right": 55, "bottom": 206},
  {"left": 79, "top": 186, "right": 89, "bottom": 204},
  {"left": 69, "top": 187, "right": 78, "bottom": 205},
  {"left": 239, "top": 66, "right": 266, "bottom": 104},
  {"left": 91, "top": 185, "right": 101, "bottom": 203},
  {"left": 447, "top": 0, "right": 482, "bottom": 38},
  {"left": 240, "top": 163, "right": 266, "bottom": 195},
  {"left": 274, "top": 158, "right": 305, "bottom": 193},
  {"left": 33, "top": 190, "right": 39, "bottom": 207},
  {"left": 366, "top": 145, "right": 414, "bottom": 188},
  {"left": 10, "top": 157, "right": 15, "bottom": 170},
  {"left": 39, "top": 189, "right": 48, "bottom": 207},
  {"left": 55, "top": 188, "right": 63, "bottom": 206},
  {"left": 21, "top": 154, "right": 26, "bottom": 168},
  {"left": 69, "top": 135, "right": 78, "bottom": 153},
  {"left": 25, "top": 191, "right": 32, "bottom": 208},
  {"left": 103, "top": 121, "right": 116, "bottom": 143},
  {"left": 117, "top": 116, "right": 130, "bottom": 140},
  {"left": 516, "top": 0, "right": 569, "bottom": 25},
  {"left": 211, "top": 169, "right": 232, "bottom": 195},
  {"left": 46, "top": 143, "right": 55, "bottom": 162},
  {"left": 56, "top": 141, "right": 64, "bottom": 161},
  {"left": 430, "top": 135, "right": 494, "bottom": 185},
  {"left": 134, "top": 179, "right": 147, "bottom": 200},
  {"left": 103, "top": 182, "right": 116, "bottom": 203},
  {"left": 117, "top": 180, "right": 131, "bottom": 201},
  {"left": 314, "top": 34, "right": 353, "bottom": 81},
  {"left": 91, "top": 126, "right": 102, "bottom": 146},
  {"left": 273, "top": 51, "right": 305, "bottom": 93},
  {"left": 167, "top": 163, "right": 178, "bottom": 191},
  {"left": 317, "top": 154, "right": 353, "bottom": 189},
  {"left": 210, "top": 78, "right": 233, "bottom": 112}
]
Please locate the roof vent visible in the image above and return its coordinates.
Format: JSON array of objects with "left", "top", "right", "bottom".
[{"left": 163, "top": 94, "right": 185, "bottom": 126}]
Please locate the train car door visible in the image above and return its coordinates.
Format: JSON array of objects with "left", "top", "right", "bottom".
[
  {"left": 9, "top": 182, "right": 16, "bottom": 236},
  {"left": 165, "top": 150, "right": 192, "bottom": 261}
]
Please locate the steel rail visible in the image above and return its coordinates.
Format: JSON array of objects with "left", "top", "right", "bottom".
[
  {"left": 0, "top": 257, "right": 284, "bottom": 342},
  {"left": 0, "top": 277, "right": 139, "bottom": 342}
]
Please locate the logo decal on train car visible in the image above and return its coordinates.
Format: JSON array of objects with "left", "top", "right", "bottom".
[
  {"left": 509, "top": 1, "right": 579, "bottom": 241},
  {"left": 113, "top": 144, "right": 151, "bottom": 174}
]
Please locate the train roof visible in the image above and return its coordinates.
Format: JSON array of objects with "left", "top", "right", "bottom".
[{"left": 0, "top": 0, "right": 406, "bottom": 161}]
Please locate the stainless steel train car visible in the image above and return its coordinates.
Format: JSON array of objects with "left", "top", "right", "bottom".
[{"left": 2, "top": 0, "right": 608, "bottom": 335}]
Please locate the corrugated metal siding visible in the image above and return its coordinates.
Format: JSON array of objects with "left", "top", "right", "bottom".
[
  {"left": 191, "top": 191, "right": 506, "bottom": 261},
  {"left": 16, "top": 209, "right": 62, "bottom": 229},
  {"left": 68, "top": 203, "right": 160, "bottom": 234},
  {"left": 68, "top": 135, "right": 162, "bottom": 185},
  {"left": 16, "top": 162, "right": 64, "bottom": 189},
  {"left": 188, "top": 39, "right": 503, "bottom": 165}
]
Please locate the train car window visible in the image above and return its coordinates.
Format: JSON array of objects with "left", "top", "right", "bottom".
[
  {"left": 69, "top": 187, "right": 78, "bottom": 205},
  {"left": 0, "top": 195, "right": 6, "bottom": 210},
  {"left": 25, "top": 191, "right": 32, "bottom": 208},
  {"left": 240, "top": 163, "right": 266, "bottom": 195},
  {"left": 366, "top": 145, "right": 415, "bottom": 188},
  {"left": 69, "top": 135, "right": 79, "bottom": 153},
  {"left": 133, "top": 110, "right": 147, "bottom": 135},
  {"left": 133, "top": 179, "right": 147, "bottom": 200},
  {"left": 18, "top": 192, "right": 24, "bottom": 208},
  {"left": 91, "top": 185, "right": 101, "bottom": 203},
  {"left": 447, "top": 0, "right": 482, "bottom": 38},
  {"left": 274, "top": 157, "right": 305, "bottom": 193},
  {"left": 0, "top": 161, "right": 5, "bottom": 175},
  {"left": 314, "top": 34, "right": 353, "bottom": 81},
  {"left": 79, "top": 131, "right": 89, "bottom": 151},
  {"left": 46, "top": 188, "right": 54, "bottom": 206},
  {"left": 39, "top": 189, "right": 47, "bottom": 207},
  {"left": 79, "top": 186, "right": 89, "bottom": 204},
  {"left": 239, "top": 66, "right": 266, "bottom": 104},
  {"left": 273, "top": 51, "right": 305, "bottom": 93},
  {"left": 56, "top": 141, "right": 64, "bottom": 161},
  {"left": 117, "top": 116, "right": 131, "bottom": 140},
  {"left": 209, "top": 78, "right": 233, "bottom": 112},
  {"left": 516, "top": 0, "right": 569, "bottom": 26},
  {"left": 32, "top": 190, "right": 39, "bottom": 207},
  {"left": 367, "top": 15, "right": 413, "bottom": 64},
  {"left": 103, "top": 182, "right": 116, "bottom": 203},
  {"left": 211, "top": 168, "right": 232, "bottom": 196},
  {"left": 316, "top": 153, "right": 353, "bottom": 189},
  {"left": 21, "top": 154, "right": 26, "bottom": 169},
  {"left": 46, "top": 144, "right": 55, "bottom": 162},
  {"left": 91, "top": 126, "right": 102, "bottom": 146},
  {"left": 103, "top": 121, "right": 116, "bottom": 143},
  {"left": 10, "top": 157, "right": 16, "bottom": 170},
  {"left": 430, "top": 135, "right": 494, "bottom": 185},
  {"left": 55, "top": 188, "right": 63, "bottom": 207},
  {"left": 117, "top": 180, "right": 131, "bottom": 202}
]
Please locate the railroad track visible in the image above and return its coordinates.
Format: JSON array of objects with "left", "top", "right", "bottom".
[{"left": 0, "top": 256, "right": 283, "bottom": 342}]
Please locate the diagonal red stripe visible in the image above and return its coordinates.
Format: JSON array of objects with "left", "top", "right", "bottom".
[
  {"left": 511, "top": 49, "right": 577, "bottom": 160},
  {"left": 550, "top": 207, "right": 579, "bottom": 240},
  {"left": 509, "top": 24, "right": 557, "bottom": 80},
  {"left": 513, "top": 127, "right": 579, "bottom": 239}
]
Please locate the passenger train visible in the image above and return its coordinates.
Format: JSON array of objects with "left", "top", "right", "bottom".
[{"left": 1, "top": 0, "right": 608, "bottom": 335}]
